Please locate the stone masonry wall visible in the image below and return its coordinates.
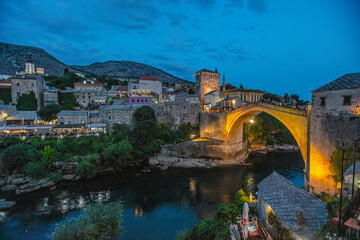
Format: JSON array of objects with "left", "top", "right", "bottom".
[{"left": 310, "top": 88, "right": 360, "bottom": 194}]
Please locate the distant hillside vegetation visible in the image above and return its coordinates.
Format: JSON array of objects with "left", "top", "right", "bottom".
[{"left": 0, "top": 42, "right": 192, "bottom": 84}]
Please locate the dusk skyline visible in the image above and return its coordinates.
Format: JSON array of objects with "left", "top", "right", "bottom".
[{"left": 1, "top": 0, "right": 359, "bottom": 99}]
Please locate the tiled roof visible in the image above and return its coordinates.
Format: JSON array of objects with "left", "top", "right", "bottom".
[
  {"left": 6, "top": 111, "right": 41, "bottom": 120},
  {"left": 257, "top": 172, "right": 328, "bottom": 239},
  {"left": 312, "top": 73, "right": 360, "bottom": 92},
  {"left": 74, "top": 79, "right": 103, "bottom": 85},
  {"left": 344, "top": 162, "right": 360, "bottom": 176},
  {"left": 176, "top": 93, "right": 198, "bottom": 98},
  {"left": 57, "top": 110, "right": 87, "bottom": 116},
  {"left": 222, "top": 88, "right": 264, "bottom": 93},
  {"left": 139, "top": 76, "right": 161, "bottom": 81}
]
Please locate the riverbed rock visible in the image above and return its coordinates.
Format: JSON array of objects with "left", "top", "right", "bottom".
[
  {"left": 61, "top": 174, "right": 77, "bottom": 181},
  {"left": 0, "top": 179, "right": 5, "bottom": 187},
  {"left": 0, "top": 200, "right": 16, "bottom": 210},
  {"left": 1, "top": 184, "right": 17, "bottom": 192},
  {"left": 15, "top": 178, "right": 55, "bottom": 195},
  {"left": 6, "top": 175, "right": 32, "bottom": 185},
  {"left": 52, "top": 161, "right": 78, "bottom": 175}
]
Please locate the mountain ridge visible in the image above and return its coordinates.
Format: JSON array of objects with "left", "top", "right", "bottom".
[{"left": 0, "top": 42, "right": 193, "bottom": 84}]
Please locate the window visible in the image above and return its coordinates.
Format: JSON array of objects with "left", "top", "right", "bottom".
[
  {"left": 16, "top": 83, "right": 19, "bottom": 86},
  {"left": 343, "top": 96, "right": 351, "bottom": 106},
  {"left": 145, "top": 99, "right": 148, "bottom": 102},
  {"left": 320, "top": 97, "right": 326, "bottom": 106},
  {"left": 132, "top": 99, "right": 134, "bottom": 102},
  {"left": 137, "top": 99, "right": 139, "bottom": 102},
  {"left": 141, "top": 99, "right": 144, "bottom": 102}
]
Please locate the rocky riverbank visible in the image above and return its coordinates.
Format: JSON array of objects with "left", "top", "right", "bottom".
[
  {"left": 250, "top": 144, "right": 300, "bottom": 154},
  {"left": 149, "top": 142, "right": 299, "bottom": 169}
]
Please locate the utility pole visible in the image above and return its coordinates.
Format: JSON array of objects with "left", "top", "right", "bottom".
[{"left": 338, "top": 148, "right": 345, "bottom": 236}]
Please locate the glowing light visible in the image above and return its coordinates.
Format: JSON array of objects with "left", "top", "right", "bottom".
[{"left": 250, "top": 119, "right": 255, "bottom": 123}]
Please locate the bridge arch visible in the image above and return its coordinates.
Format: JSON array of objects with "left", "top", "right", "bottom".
[{"left": 225, "top": 103, "right": 309, "bottom": 177}]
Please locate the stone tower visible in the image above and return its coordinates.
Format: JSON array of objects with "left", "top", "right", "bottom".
[{"left": 195, "top": 69, "right": 220, "bottom": 111}]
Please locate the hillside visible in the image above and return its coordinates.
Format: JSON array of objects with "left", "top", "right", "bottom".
[{"left": 0, "top": 42, "right": 192, "bottom": 84}]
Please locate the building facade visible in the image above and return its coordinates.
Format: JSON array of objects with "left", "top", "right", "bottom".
[
  {"left": 139, "top": 77, "right": 162, "bottom": 101},
  {"left": 195, "top": 69, "right": 220, "bottom": 111},
  {"left": 11, "top": 75, "right": 46, "bottom": 109},
  {"left": 43, "top": 88, "right": 59, "bottom": 105},
  {"left": 310, "top": 72, "right": 360, "bottom": 194},
  {"left": 74, "top": 79, "right": 104, "bottom": 90},
  {"left": 57, "top": 111, "right": 88, "bottom": 125}
]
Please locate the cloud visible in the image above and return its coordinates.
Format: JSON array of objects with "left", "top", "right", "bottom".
[
  {"left": 247, "top": 0, "right": 267, "bottom": 14},
  {"left": 168, "top": 13, "right": 188, "bottom": 27},
  {"left": 206, "top": 43, "right": 249, "bottom": 61}
]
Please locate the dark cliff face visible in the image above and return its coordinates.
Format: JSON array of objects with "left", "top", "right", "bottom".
[{"left": 0, "top": 42, "right": 192, "bottom": 84}]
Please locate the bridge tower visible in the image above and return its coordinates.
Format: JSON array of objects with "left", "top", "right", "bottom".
[{"left": 195, "top": 69, "right": 220, "bottom": 111}]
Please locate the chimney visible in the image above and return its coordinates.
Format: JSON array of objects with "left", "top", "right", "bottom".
[
  {"left": 295, "top": 209, "right": 306, "bottom": 230},
  {"left": 223, "top": 74, "right": 226, "bottom": 91}
]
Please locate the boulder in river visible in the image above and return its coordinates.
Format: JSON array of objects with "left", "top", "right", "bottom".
[
  {"left": 15, "top": 178, "right": 55, "bottom": 195},
  {"left": 0, "top": 200, "right": 16, "bottom": 210}
]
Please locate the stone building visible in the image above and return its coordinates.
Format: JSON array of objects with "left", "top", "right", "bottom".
[
  {"left": 153, "top": 102, "right": 201, "bottom": 129},
  {"left": 43, "top": 88, "right": 59, "bottom": 105},
  {"left": 99, "top": 105, "right": 135, "bottom": 126},
  {"left": 74, "top": 79, "right": 104, "bottom": 90},
  {"left": 57, "top": 111, "right": 88, "bottom": 125},
  {"left": 0, "top": 105, "right": 16, "bottom": 123},
  {"left": 310, "top": 72, "right": 360, "bottom": 194},
  {"left": 257, "top": 172, "right": 328, "bottom": 240},
  {"left": 175, "top": 93, "right": 200, "bottom": 103},
  {"left": 11, "top": 75, "right": 46, "bottom": 109},
  {"left": 61, "top": 90, "right": 108, "bottom": 108},
  {"left": 195, "top": 69, "right": 220, "bottom": 111},
  {"left": 221, "top": 88, "right": 264, "bottom": 102},
  {"left": 6, "top": 111, "right": 42, "bottom": 125}
]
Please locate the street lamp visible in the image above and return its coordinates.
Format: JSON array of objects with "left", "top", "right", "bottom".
[{"left": 250, "top": 119, "right": 255, "bottom": 124}]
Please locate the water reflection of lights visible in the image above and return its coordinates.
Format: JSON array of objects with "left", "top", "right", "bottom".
[
  {"left": 189, "top": 178, "right": 197, "bottom": 197},
  {"left": 134, "top": 207, "right": 144, "bottom": 217},
  {"left": 77, "top": 196, "right": 86, "bottom": 209},
  {"left": 59, "top": 198, "right": 71, "bottom": 213},
  {"left": 244, "top": 172, "right": 256, "bottom": 191},
  {"left": 90, "top": 190, "right": 111, "bottom": 202}
]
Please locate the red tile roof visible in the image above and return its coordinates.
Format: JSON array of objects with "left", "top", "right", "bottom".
[{"left": 139, "top": 76, "right": 161, "bottom": 82}]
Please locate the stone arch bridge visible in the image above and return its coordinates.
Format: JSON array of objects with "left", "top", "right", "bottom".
[{"left": 200, "top": 102, "right": 313, "bottom": 189}]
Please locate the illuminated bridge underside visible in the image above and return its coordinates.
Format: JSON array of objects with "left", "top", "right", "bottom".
[{"left": 200, "top": 102, "right": 334, "bottom": 193}]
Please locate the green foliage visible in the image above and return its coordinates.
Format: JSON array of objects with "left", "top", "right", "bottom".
[
  {"left": 26, "top": 161, "right": 50, "bottom": 178},
  {"left": 214, "top": 203, "right": 239, "bottom": 223},
  {"left": 37, "top": 104, "right": 62, "bottom": 121},
  {"left": 0, "top": 89, "right": 11, "bottom": 104},
  {"left": 177, "top": 123, "right": 192, "bottom": 141},
  {"left": 1, "top": 144, "right": 40, "bottom": 172},
  {"left": 50, "top": 201, "right": 124, "bottom": 240},
  {"left": 225, "top": 83, "right": 237, "bottom": 89},
  {"left": 244, "top": 112, "right": 296, "bottom": 146},
  {"left": 76, "top": 154, "right": 100, "bottom": 179},
  {"left": 16, "top": 91, "right": 38, "bottom": 110},
  {"left": 46, "top": 71, "right": 83, "bottom": 89},
  {"left": 330, "top": 148, "right": 353, "bottom": 183},
  {"left": 178, "top": 219, "right": 230, "bottom": 240},
  {"left": 234, "top": 189, "right": 250, "bottom": 206},
  {"left": 188, "top": 88, "right": 195, "bottom": 94},
  {"left": 41, "top": 145, "right": 56, "bottom": 165},
  {"left": 102, "top": 140, "right": 133, "bottom": 167},
  {"left": 48, "top": 173, "right": 62, "bottom": 182},
  {"left": 58, "top": 92, "right": 78, "bottom": 110},
  {"left": 0, "top": 136, "right": 21, "bottom": 150}
]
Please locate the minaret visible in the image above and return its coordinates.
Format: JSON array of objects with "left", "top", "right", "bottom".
[{"left": 223, "top": 74, "right": 226, "bottom": 91}]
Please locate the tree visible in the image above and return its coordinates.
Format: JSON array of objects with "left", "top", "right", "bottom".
[
  {"left": 37, "top": 104, "right": 62, "bottom": 121},
  {"left": 51, "top": 201, "right": 124, "bottom": 240},
  {"left": 0, "top": 89, "right": 11, "bottom": 104},
  {"left": 1, "top": 144, "right": 40, "bottom": 172},
  {"left": 58, "top": 93, "right": 78, "bottom": 110},
  {"left": 16, "top": 91, "right": 38, "bottom": 110},
  {"left": 63, "top": 68, "right": 69, "bottom": 75},
  {"left": 188, "top": 88, "right": 195, "bottom": 94},
  {"left": 102, "top": 140, "right": 133, "bottom": 167},
  {"left": 239, "top": 84, "right": 244, "bottom": 89},
  {"left": 225, "top": 83, "right": 237, "bottom": 90},
  {"left": 41, "top": 145, "right": 56, "bottom": 165},
  {"left": 290, "top": 94, "right": 300, "bottom": 101}
]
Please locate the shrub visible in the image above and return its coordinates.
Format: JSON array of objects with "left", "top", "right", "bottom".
[
  {"left": 41, "top": 145, "right": 56, "bottom": 166},
  {"left": 76, "top": 154, "right": 100, "bottom": 179},
  {"left": 50, "top": 201, "right": 124, "bottom": 240},
  {"left": 26, "top": 161, "right": 49, "bottom": 178},
  {"left": 102, "top": 140, "right": 133, "bottom": 167},
  {"left": 1, "top": 144, "right": 40, "bottom": 172},
  {"left": 0, "top": 136, "right": 22, "bottom": 150}
]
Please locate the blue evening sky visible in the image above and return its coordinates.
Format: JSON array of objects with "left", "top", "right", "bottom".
[{"left": 1, "top": 0, "right": 359, "bottom": 99}]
